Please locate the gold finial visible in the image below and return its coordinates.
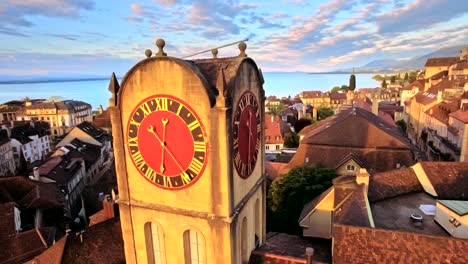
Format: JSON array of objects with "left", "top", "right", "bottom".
[
  {"left": 238, "top": 41, "right": 247, "bottom": 57},
  {"left": 211, "top": 48, "right": 218, "bottom": 59},
  {"left": 155, "top": 38, "right": 167, "bottom": 57},
  {"left": 145, "top": 49, "right": 152, "bottom": 58}
]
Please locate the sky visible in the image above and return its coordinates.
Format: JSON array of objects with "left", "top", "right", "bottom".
[{"left": 0, "top": 0, "right": 467, "bottom": 77}]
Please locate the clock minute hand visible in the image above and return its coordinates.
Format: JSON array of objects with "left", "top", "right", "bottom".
[
  {"left": 147, "top": 124, "right": 185, "bottom": 173},
  {"left": 160, "top": 118, "right": 169, "bottom": 173}
]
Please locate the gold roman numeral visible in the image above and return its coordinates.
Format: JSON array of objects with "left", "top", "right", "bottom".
[
  {"left": 128, "top": 137, "right": 138, "bottom": 147},
  {"left": 139, "top": 102, "right": 151, "bottom": 116},
  {"left": 194, "top": 141, "right": 206, "bottom": 153},
  {"left": 188, "top": 120, "right": 200, "bottom": 131},
  {"left": 144, "top": 167, "right": 156, "bottom": 182},
  {"left": 188, "top": 157, "right": 203, "bottom": 175},
  {"left": 163, "top": 176, "right": 173, "bottom": 188},
  {"left": 132, "top": 151, "right": 145, "bottom": 169},
  {"left": 176, "top": 104, "right": 183, "bottom": 116},
  {"left": 156, "top": 98, "right": 168, "bottom": 111},
  {"left": 257, "top": 123, "right": 261, "bottom": 133},
  {"left": 233, "top": 138, "right": 239, "bottom": 150},
  {"left": 181, "top": 171, "right": 191, "bottom": 185},
  {"left": 130, "top": 118, "right": 141, "bottom": 128}
]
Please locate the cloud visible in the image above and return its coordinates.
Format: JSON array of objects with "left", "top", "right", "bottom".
[
  {"left": 376, "top": 0, "right": 468, "bottom": 34},
  {"left": 1, "top": 0, "right": 94, "bottom": 27},
  {"left": 184, "top": 0, "right": 257, "bottom": 38},
  {"left": 0, "top": 25, "right": 29, "bottom": 37},
  {"left": 154, "top": 0, "right": 177, "bottom": 7},
  {"left": 44, "top": 33, "right": 79, "bottom": 41}
]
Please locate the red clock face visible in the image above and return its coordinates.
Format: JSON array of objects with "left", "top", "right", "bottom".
[
  {"left": 233, "top": 91, "right": 260, "bottom": 178},
  {"left": 127, "top": 95, "right": 208, "bottom": 190}
]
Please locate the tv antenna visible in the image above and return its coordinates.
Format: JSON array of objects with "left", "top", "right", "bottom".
[{"left": 182, "top": 38, "right": 249, "bottom": 59}]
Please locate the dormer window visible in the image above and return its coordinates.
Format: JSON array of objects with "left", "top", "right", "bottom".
[{"left": 346, "top": 165, "right": 355, "bottom": 171}]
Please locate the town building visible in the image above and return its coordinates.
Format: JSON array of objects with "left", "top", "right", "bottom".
[
  {"left": 0, "top": 99, "right": 45, "bottom": 124},
  {"left": 288, "top": 107, "right": 414, "bottom": 175},
  {"left": 299, "top": 162, "right": 468, "bottom": 263},
  {"left": 265, "top": 114, "right": 291, "bottom": 154},
  {"left": 56, "top": 121, "right": 112, "bottom": 162},
  {"left": 110, "top": 40, "right": 265, "bottom": 263},
  {"left": 0, "top": 176, "right": 64, "bottom": 264},
  {"left": 15, "top": 99, "right": 93, "bottom": 138},
  {"left": 9, "top": 121, "right": 51, "bottom": 171},
  {"left": 0, "top": 129, "right": 15, "bottom": 176},
  {"left": 36, "top": 155, "right": 86, "bottom": 219}
]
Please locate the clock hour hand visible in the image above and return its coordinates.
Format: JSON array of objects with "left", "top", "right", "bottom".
[{"left": 147, "top": 123, "right": 185, "bottom": 173}]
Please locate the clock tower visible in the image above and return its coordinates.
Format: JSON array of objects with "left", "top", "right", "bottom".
[{"left": 109, "top": 39, "right": 266, "bottom": 264}]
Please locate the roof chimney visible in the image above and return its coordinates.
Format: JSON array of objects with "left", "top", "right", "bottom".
[
  {"left": 103, "top": 195, "right": 115, "bottom": 220},
  {"left": 371, "top": 97, "right": 379, "bottom": 116},
  {"left": 356, "top": 168, "right": 370, "bottom": 194},
  {"left": 437, "top": 90, "right": 443, "bottom": 102},
  {"left": 33, "top": 167, "right": 40, "bottom": 181},
  {"left": 305, "top": 247, "right": 314, "bottom": 264}
]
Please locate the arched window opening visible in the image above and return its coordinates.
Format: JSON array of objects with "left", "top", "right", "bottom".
[
  {"left": 241, "top": 217, "right": 248, "bottom": 264},
  {"left": 183, "top": 229, "right": 205, "bottom": 264},
  {"left": 255, "top": 199, "right": 261, "bottom": 247},
  {"left": 145, "top": 222, "right": 166, "bottom": 264}
]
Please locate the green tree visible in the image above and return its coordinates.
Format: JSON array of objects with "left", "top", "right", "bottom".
[
  {"left": 294, "top": 118, "right": 312, "bottom": 134},
  {"left": 267, "top": 165, "right": 337, "bottom": 234},
  {"left": 396, "top": 119, "right": 407, "bottom": 133},
  {"left": 268, "top": 103, "right": 286, "bottom": 116},
  {"left": 283, "top": 132, "right": 299, "bottom": 148},
  {"left": 404, "top": 72, "right": 409, "bottom": 81},
  {"left": 382, "top": 79, "right": 387, "bottom": 88},
  {"left": 390, "top": 75, "right": 396, "bottom": 84},
  {"left": 317, "top": 107, "right": 334, "bottom": 120},
  {"left": 331, "top": 86, "right": 342, "bottom": 93},
  {"left": 349, "top": 74, "right": 356, "bottom": 91},
  {"left": 408, "top": 71, "right": 417, "bottom": 83}
]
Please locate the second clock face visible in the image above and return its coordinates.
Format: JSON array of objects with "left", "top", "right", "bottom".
[
  {"left": 127, "top": 95, "right": 208, "bottom": 190},
  {"left": 233, "top": 91, "right": 261, "bottom": 178}
]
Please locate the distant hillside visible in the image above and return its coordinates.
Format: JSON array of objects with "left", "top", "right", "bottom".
[{"left": 348, "top": 44, "right": 467, "bottom": 72}]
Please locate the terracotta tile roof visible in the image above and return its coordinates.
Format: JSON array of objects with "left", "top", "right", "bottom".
[
  {"left": 329, "top": 92, "right": 346, "bottom": 100},
  {"left": 0, "top": 227, "right": 56, "bottom": 264},
  {"left": 333, "top": 224, "right": 468, "bottom": 263},
  {"left": 402, "top": 79, "right": 425, "bottom": 90},
  {"left": 25, "top": 235, "right": 67, "bottom": 264},
  {"left": 299, "top": 187, "right": 333, "bottom": 222},
  {"left": 301, "top": 108, "right": 408, "bottom": 148},
  {"left": 424, "top": 57, "right": 458, "bottom": 67},
  {"left": 265, "top": 161, "right": 288, "bottom": 181},
  {"left": 333, "top": 184, "right": 371, "bottom": 227},
  {"left": 39, "top": 155, "right": 83, "bottom": 184},
  {"left": 301, "top": 91, "right": 324, "bottom": 98},
  {"left": 449, "top": 108, "right": 468, "bottom": 123},
  {"left": 367, "top": 167, "right": 422, "bottom": 202},
  {"left": 420, "top": 162, "right": 468, "bottom": 199},
  {"left": 453, "top": 61, "right": 468, "bottom": 70},
  {"left": 0, "top": 203, "right": 17, "bottom": 238},
  {"left": 300, "top": 176, "right": 372, "bottom": 228},
  {"left": 432, "top": 76, "right": 468, "bottom": 91},
  {"left": 414, "top": 90, "right": 437, "bottom": 105},
  {"left": 76, "top": 121, "right": 110, "bottom": 143},
  {"left": 265, "top": 114, "right": 290, "bottom": 144},
  {"left": 288, "top": 108, "right": 413, "bottom": 173},
  {"left": 93, "top": 109, "right": 111, "bottom": 130},
  {"left": 0, "top": 177, "right": 63, "bottom": 210},
  {"left": 425, "top": 100, "right": 460, "bottom": 125},
  {"left": 62, "top": 218, "right": 125, "bottom": 264},
  {"left": 249, "top": 232, "right": 331, "bottom": 264}
]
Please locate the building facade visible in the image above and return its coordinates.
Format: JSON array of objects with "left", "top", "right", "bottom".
[
  {"left": 16, "top": 100, "right": 92, "bottom": 138},
  {"left": 0, "top": 129, "right": 15, "bottom": 176}
]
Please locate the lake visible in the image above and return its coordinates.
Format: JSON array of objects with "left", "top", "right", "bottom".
[{"left": 0, "top": 73, "right": 379, "bottom": 110}]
